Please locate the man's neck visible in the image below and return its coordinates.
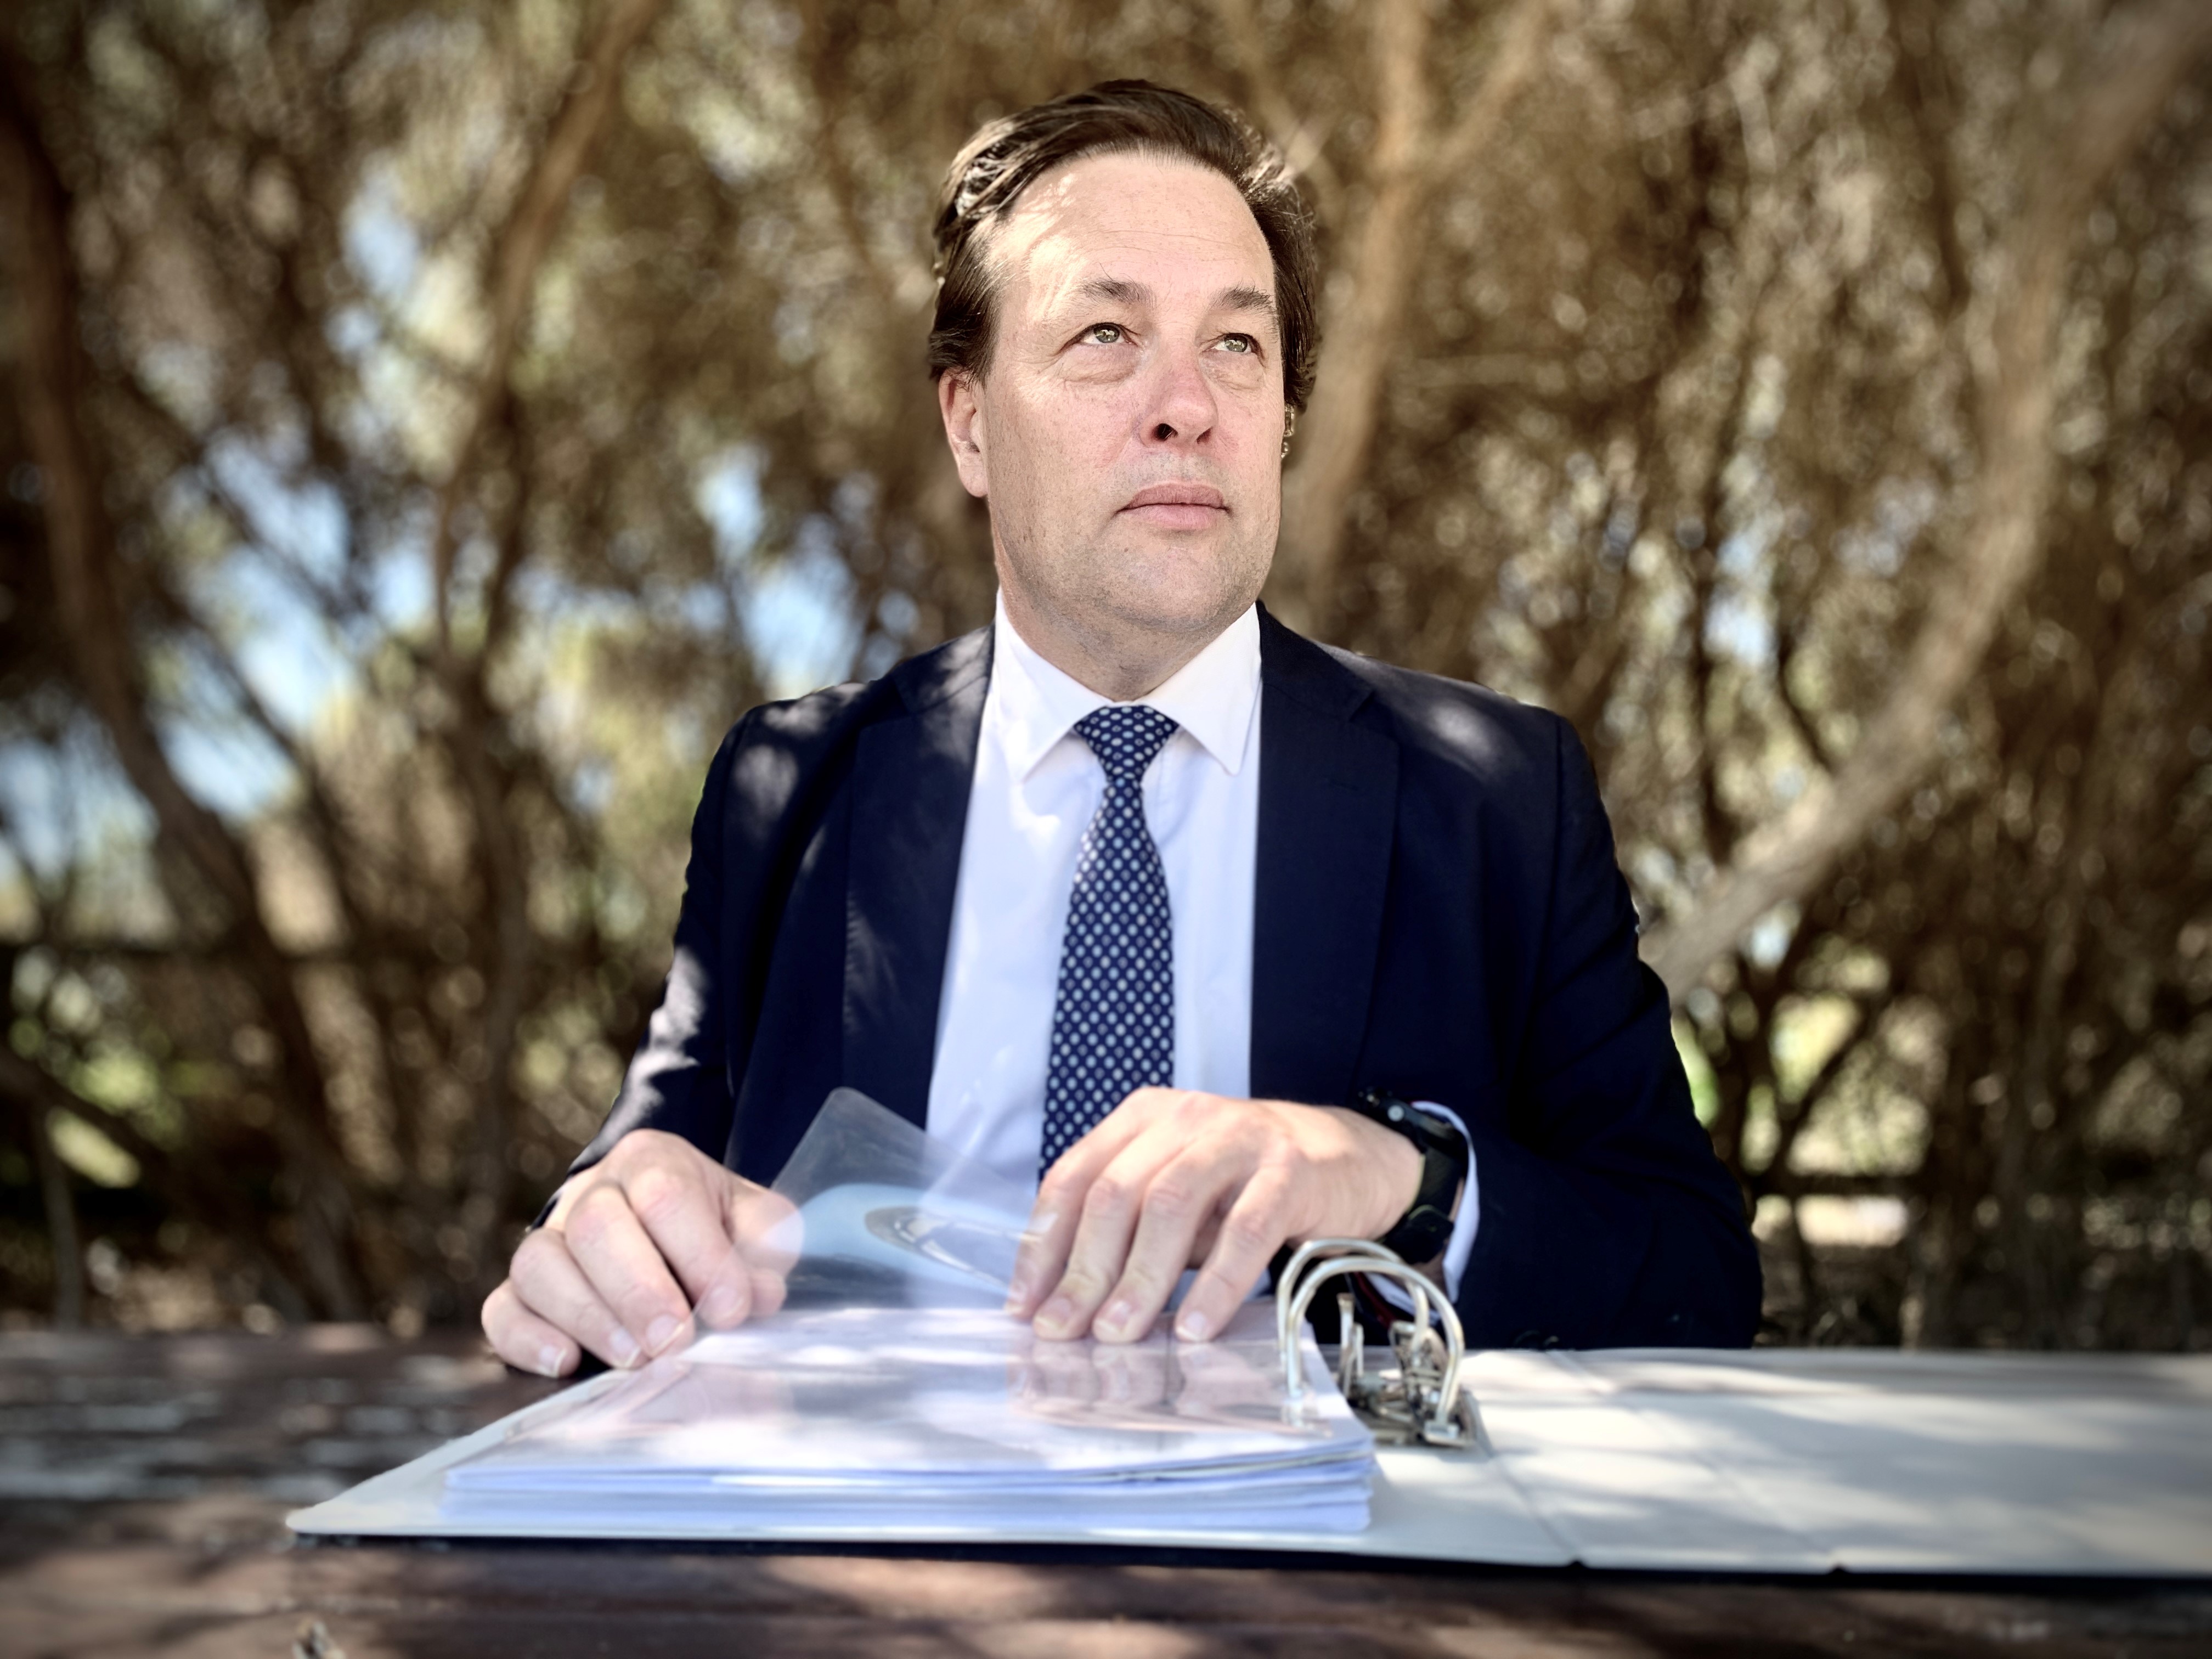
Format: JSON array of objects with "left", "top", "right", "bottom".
[{"left": 997, "top": 586, "right": 1228, "bottom": 703}]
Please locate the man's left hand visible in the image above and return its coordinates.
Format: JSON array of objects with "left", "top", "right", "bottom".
[{"left": 1004, "top": 1087, "right": 1423, "bottom": 1345}]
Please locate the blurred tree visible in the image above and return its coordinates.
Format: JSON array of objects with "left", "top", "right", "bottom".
[{"left": 0, "top": 0, "right": 2206, "bottom": 1347}]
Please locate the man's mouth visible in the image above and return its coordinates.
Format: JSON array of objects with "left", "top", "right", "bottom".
[{"left": 1120, "top": 482, "right": 1228, "bottom": 530}]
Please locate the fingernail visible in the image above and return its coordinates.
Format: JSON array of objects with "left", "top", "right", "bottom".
[
  {"left": 1003, "top": 1274, "right": 1032, "bottom": 1312},
  {"left": 608, "top": 1326, "right": 641, "bottom": 1367},
  {"left": 1100, "top": 1299, "right": 1135, "bottom": 1336},
  {"left": 1037, "top": 1295, "right": 1076, "bottom": 1334},
  {"left": 1176, "top": 1309, "right": 1211, "bottom": 1344},
  {"left": 537, "top": 1344, "right": 566, "bottom": 1378},
  {"left": 700, "top": 1283, "right": 744, "bottom": 1326},
  {"left": 645, "top": 1314, "right": 683, "bottom": 1355}
]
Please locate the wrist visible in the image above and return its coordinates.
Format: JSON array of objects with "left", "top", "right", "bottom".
[
  {"left": 1318, "top": 1105, "right": 1424, "bottom": 1238},
  {"left": 1341, "top": 1088, "right": 1470, "bottom": 1266}
]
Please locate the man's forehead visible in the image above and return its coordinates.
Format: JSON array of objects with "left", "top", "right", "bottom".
[{"left": 989, "top": 151, "right": 1273, "bottom": 298}]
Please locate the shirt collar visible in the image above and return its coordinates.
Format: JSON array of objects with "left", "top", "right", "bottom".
[{"left": 989, "top": 594, "right": 1261, "bottom": 783}]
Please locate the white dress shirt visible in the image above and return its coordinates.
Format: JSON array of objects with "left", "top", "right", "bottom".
[{"left": 926, "top": 596, "right": 1477, "bottom": 1301}]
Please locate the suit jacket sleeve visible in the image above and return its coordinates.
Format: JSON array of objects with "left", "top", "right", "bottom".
[{"left": 1454, "top": 715, "right": 1762, "bottom": 1347}]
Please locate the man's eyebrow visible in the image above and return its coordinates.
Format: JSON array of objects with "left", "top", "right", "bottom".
[
  {"left": 1216, "top": 284, "right": 1277, "bottom": 319},
  {"left": 1071, "top": 277, "right": 1278, "bottom": 320},
  {"left": 1077, "top": 276, "right": 1150, "bottom": 306}
]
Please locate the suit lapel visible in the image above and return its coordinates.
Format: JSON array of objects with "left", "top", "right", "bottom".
[
  {"left": 1249, "top": 611, "right": 1400, "bottom": 1107},
  {"left": 843, "top": 626, "right": 992, "bottom": 1129}
]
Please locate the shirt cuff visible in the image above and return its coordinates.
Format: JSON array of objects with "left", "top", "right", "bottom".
[{"left": 1370, "top": 1101, "right": 1479, "bottom": 1313}]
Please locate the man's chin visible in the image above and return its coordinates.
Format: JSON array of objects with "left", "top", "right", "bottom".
[
  {"left": 1090, "top": 539, "right": 1270, "bottom": 628},
  {"left": 1094, "top": 582, "right": 1264, "bottom": 645}
]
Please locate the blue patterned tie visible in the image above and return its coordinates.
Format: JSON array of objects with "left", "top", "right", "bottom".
[{"left": 1038, "top": 705, "right": 1181, "bottom": 1178}]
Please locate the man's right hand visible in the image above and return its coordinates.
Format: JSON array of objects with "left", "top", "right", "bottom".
[{"left": 481, "top": 1130, "right": 795, "bottom": 1377}]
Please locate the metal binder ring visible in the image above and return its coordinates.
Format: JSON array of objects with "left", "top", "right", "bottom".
[{"left": 1275, "top": 1238, "right": 1481, "bottom": 1452}]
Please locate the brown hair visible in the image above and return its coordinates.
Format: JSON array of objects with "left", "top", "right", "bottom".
[{"left": 927, "top": 81, "right": 1320, "bottom": 412}]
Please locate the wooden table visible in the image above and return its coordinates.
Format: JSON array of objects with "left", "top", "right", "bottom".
[{"left": 4, "top": 1328, "right": 2208, "bottom": 1657}]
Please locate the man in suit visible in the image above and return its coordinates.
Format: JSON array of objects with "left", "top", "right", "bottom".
[{"left": 482, "top": 82, "right": 1760, "bottom": 1380}]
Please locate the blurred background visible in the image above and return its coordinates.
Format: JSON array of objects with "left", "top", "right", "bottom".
[{"left": 0, "top": 0, "right": 2207, "bottom": 1350}]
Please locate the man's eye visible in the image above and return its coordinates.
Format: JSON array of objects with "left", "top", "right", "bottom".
[
  {"left": 1217, "top": 334, "right": 1257, "bottom": 355},
  {"left": 1081, "top": 323, "right": 1126, "bottom": 346}
]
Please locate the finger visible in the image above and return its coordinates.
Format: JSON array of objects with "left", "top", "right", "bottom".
[
  {"left": 1011, "top": 1136, "right": 1124, "bottom": 1317},
  {"left": 482, "top": 1279, "right": 580, "bottom": 1378},
  {"left": 614, "top": 1158, "right": 754, "bottom": 1330},
  {"left": 1033, "top": 1124, "right": 1192, "bottom": 1340},
  {"left": 1090, "top": 1143, "right": 1244, "bottom": 1343},
  {"left": 1008, "top": 1189, "right": 1076, "bottom": 1321},
  {"left": 747, "top": 1260, "right": 788, "bottom": 1320},
  {"left": 723, "top": 1187, "right": 798, "bottom": 1328},
  {"left": 1010, "top": 1092, "right": 1173, "bottom": 1317},
  {"left": 558, "top": 1184, "right": 697, "bottom": 1359},
  {"left": 1173, "top": 1163, "right": 1294, "bottom": 1345},
  {"left": 507, "top": 1228, "right": 647, "bottom": 1370},
  {"left": 729, "top": 1187, "right": 802, "bottom": 1277}
]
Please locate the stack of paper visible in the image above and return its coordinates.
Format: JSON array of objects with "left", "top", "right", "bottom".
[{"left": 442, "top": 1303, "right": 1375, "bottom": 1535}]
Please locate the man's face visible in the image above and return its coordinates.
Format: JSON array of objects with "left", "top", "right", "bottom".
[{"left": 939, "top": 151, "right": 1285, "bottom": 668}]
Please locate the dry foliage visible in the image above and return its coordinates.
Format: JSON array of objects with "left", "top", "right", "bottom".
[{"left": 0, "top": 0, "right": 2207, "bottom": 1347}]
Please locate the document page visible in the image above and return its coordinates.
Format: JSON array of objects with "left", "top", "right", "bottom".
[
  {"left": 442, "top": 1302, "right": 1375, "bottom": 1533},
  {"left": 441, "top": 1090, "right": 1371, "bottom": 1533}
]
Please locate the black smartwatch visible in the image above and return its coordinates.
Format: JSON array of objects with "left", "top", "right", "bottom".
[{"left": 1345, "top": 1086, "right": 1469, "bottom": 1265}]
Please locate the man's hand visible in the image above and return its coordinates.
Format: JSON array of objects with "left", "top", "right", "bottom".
[
  {"left": 482, "top": 1130, "right": 795, "bottom": 1377},
  {"left": 1004, "top": 1088, "right": 1423, "bottom": 1346}
]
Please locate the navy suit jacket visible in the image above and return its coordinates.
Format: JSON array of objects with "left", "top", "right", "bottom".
[{"left": 572, "top": 609, "right": 1761, "bottom": 1348}]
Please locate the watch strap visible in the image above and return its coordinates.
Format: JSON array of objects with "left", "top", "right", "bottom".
[{"left": 1347, "top": 1087, "right": 1468, "bottom": 1265}]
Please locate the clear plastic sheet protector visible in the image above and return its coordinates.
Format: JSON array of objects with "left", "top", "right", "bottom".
[{"left": 433, "top": 1090, "right": 1377, "bottom": 1535}]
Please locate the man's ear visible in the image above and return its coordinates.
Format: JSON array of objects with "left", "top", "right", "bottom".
[{"left": 937, "top": 370, "right": 990, "bottom": 500}]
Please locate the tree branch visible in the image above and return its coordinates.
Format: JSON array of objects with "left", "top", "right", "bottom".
[
  {"left": 1889, "top": 0, "right": 1974, "bottom": 320},
  {"left": 1640, "top": 0, "right": 2212, "bottom": 1003},
  {"left": 12, "top": 1084, "right": 84, "bottom": 1327},
  {"left": 1207, "top": 0, "right": 1344, "bottom": 217},
  {"left": 449, "top": 404, "right": 540, "bottom": 1282},
  {"left": 428, "top": 0, "right": 670, "bottom": 651},
  {"left": 1270, "top": 0, "right": 1558, "bottom": 637},
  {"left": 1773, "top": 614, "right": 1840, "bottom": 775},
  {"left": 0, "top": 52, "right": 369, "bottom": 1316},
  {"left": 1429, "top": 0, "right": 1560, "bottom": 184},
  {"left": 1752, "top": 989, "right": 1895, "bottom": 1197},
  {"left": 417, "top": 0, "right": 669, "bottom": 1283}
]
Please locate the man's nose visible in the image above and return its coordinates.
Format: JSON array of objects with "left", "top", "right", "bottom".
[{"left": 1139, "top": 346, "right": 1218, "bottom": 447}]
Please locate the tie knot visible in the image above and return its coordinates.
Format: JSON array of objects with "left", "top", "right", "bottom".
[{"left": 1073, "top": 704, "right": 1179, "bottom": 784}]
